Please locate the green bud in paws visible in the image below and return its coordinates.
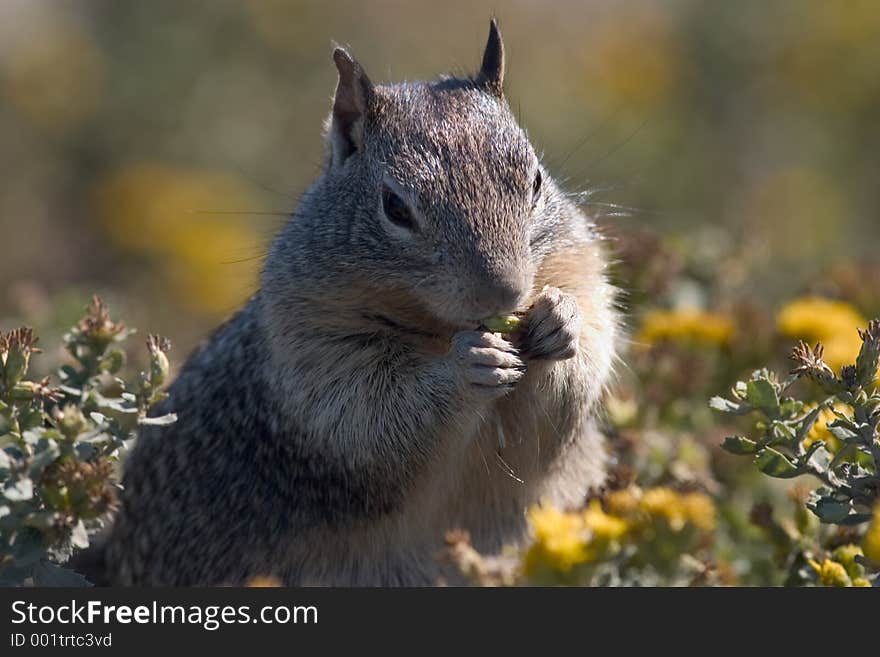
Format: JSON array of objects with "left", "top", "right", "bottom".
[{"left": 481, "top": 315, "right": 522, "bottom": 334}]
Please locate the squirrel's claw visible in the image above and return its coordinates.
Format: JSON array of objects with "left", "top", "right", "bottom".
[
  {"left": 519, "top": 287, "right": 580, "bottom": 361},
  {"left": 448, "top": 330, "right": 526, "bottom": 399}
]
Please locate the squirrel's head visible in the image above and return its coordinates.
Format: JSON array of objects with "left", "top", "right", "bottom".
[{"left": 280, "top": 20, "right": 561, "bottom": 330}]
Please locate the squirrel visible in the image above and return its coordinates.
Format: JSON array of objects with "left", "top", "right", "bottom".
[{"left": 103, "top": 19, "right": 619, "bottom": 586}]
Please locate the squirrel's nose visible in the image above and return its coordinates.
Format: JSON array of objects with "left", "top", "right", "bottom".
[{"left": 473, "top": 275, "right": 529, "bottom": 316}]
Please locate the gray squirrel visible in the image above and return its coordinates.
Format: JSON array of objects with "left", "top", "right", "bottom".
[{"left": 104, "top": 19, "right": 619, "bottom": 586}]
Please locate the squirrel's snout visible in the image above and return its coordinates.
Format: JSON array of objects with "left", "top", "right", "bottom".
[{"left": 470, "top": 275, "right": 530, "bottom": 317}]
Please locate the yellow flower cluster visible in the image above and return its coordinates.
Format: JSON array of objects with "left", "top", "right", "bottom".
[
  {"left": 807, "top": 559, "right": 862, "bottom": 587},
  {"left": 637, "top": 487, "right": 717, "bottom": 532},
  {"left": 524, "top": 487, "right": 716, "bottom": 576},
  {"left": 776, "top": 297, "right": 866, "bottom": 371},
  {"left": 91, "top": 164, "right": 266, "bottom": 315},
  {"left": 636, "top": 308, "right": 735, "bottom": 348},
  {"left": 801, "top": 403, "right": 845, "bottom": 453},
  {"left": 863, "top": 503, "right": 880, "bottom": 565},
  {"left": 525, "top": 502, "right": 627, "bottom": 573},
  {"left": 808, "top": 548, "right": 871, "bottom": 587},
  {"left": 806, "top": 543, "right": 873, "bottom": 587}
]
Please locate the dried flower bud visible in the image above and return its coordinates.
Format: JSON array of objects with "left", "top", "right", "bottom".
[
  {"left": 856, "top": 319, "right": 880, "bottom": 387},
  {"left": 77, "top": 296, "right": 126, "bottom": 342},
  {"left": 52, "top": 403, "right": 88, "bottom": 440},
  {"left": 790, "top": 340, "right": 837, "bottom": 390},
  {"left": 40, "top": 458, "right": 118, "bottom": 520},
  {"left": 840, "top": 364, "right": 858, "bottom": 389},
  {"left": 3, "top": 327, "right": 39, "bottom": 388},
  {"left": 100, "top": 348, "right": 125, "bottom": 375},
  {"left": 146, "top": 334, "right": 171, "bottom": 387},
  {"left": 65, "top": 296, "right": 128, "bottom": 362}
]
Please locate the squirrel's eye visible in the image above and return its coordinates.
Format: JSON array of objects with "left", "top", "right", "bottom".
[
  {"left": 382, "top": 187, "right": 416, "bottom": 231},
  {"left": 532, "top": 169, "right": 543, "bottom": 200}
]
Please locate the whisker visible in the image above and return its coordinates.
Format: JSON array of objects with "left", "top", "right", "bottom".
[
  {"left": 219, "top": 253, "right": 268, "bottom": 265},
  {"left": 580, "top": 117, "right": 650, "bottom": 175},
  {"left": 474, "top": 433, "right": 492, "bottom": 478},
  {"left": 554, "top": 102, "right": 627, "bottom": 171},
  {"left": 190, "top": 210, "right": 291, "bottom": 216},
  {"left": 231, "top": 165, "right": 300, "bottom": 201},
  {"left": 495, "top": 452, "right": 524, "bottom": 484}
]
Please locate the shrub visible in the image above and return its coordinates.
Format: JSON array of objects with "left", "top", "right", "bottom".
[
  {"left": 711, "top": 320, "right": 879, "bottom": 586},
  {"left": 0, "top": 297, "right": 173, "bottom": 586}
]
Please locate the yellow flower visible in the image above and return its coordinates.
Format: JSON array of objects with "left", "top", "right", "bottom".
[
  {"left": 639, "top": 487, "right": 688, "bottom": 530},
  {"left": 802, "top": 403, "right": 845, "bottom": 453},
  {"left": 605, "top": 488, "right": 640, "bottom": 516},
  {"left": 525, "top": 506, "right": 589, "bottom": 572},
  {"left": 808, "top": 558, "right": 852, "bottom": 587},
  {"left": 777, "top": 297, "right": 866, "bottom": 371},
  {"left": 853, "top": 577, "right": 871, "bottom": 587},
  {"left": 525, "top": 502, "right": 628, "bottom": 575},
  {"left": 863, "top": 503, "right": 880, "bottom": 564},
  {"left": 636, "top": 487, "right": 716, "bottom": 533},
  {"left": 92, "top": 164, "right": 265, "bottom": 315},
  {"left": 680, "top": 492, "right": 717, "bottom": 532},
  {"left": 582, "top": 500, "right": 628, "bottom": 542},
  {"left": 832, "top": 544, "right": 865, "bottom": 580},
  {"left": 637, "top": 308, "right": 735, "bottom": 348}
]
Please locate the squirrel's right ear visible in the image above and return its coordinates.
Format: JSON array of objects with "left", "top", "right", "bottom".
[
  {"left": 476, "top": 18, "right": 505, "bottom": 98},
  {"left": 329, "top": 47, "right": 374, "bottom": 163}
]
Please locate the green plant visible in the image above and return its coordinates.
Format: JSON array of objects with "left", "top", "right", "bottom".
[
  {"left": 0, "top": 297, "right": 173, "bottom": 586},
  {"left": 711, "top": 319, "right": 880, "bottom": 586}
]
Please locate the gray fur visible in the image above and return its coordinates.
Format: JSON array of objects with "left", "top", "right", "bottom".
[{"left": 105, "top": 21, "right": 619, "bottom": 586}]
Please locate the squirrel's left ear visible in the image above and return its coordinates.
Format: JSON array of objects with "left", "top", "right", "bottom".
[
  {"left": 476, "top": 18, "right": 505, "bottom": 97},
  {"left": 329, "top": 47, "right": 374, "bottom": 164}
]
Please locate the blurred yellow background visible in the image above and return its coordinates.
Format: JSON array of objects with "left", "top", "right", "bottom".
[{"left": 2, "top": 0, "right": 879, "bottom": 356}]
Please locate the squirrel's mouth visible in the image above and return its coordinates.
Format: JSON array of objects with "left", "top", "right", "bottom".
[{"left": 365, "top": 312, "right": 457, "bottom": 340}]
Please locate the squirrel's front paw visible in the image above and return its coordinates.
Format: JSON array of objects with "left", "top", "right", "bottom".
[
  {"left": 519, "top": 286, "right": 581, "bottom": 361},
  {"left": 448, "top": 330, "right": 526, "bottom": 399}
]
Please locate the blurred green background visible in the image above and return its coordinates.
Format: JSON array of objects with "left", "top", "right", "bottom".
[{"left": 2, "top": 0, "right": 879, "bottom": 358}]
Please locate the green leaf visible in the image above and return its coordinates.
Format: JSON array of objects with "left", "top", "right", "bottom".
[
  {"left": 139, "top": 413, "right": 177, "bottom": 427},
  {"left": 745, "top": 379, "right": 779, "bottom": 413},
  {"left": 23, "top": 510, "right": 58, "bottom": 530},
  {"left": 754, "top": 447, "right": 803, "bottom": 478},
  {"left": 31, "top": 560, "right": 92, "bottom": 587},
  {"left": 709, "top": 396, "right": 749, "bottom": 414},
  {"left": 779, "top": 398, "right": 804, "bottom": 418},
  {"left": 721, "top": 436, "right": 758, "bottom": 455},
  {"left": 795, "top": 406, "right": 823, "bottom": 443},
  {"left": 709, "top": 396, "right": 732, "bottom": 412},
  {"left": 28, "top": 437, "right": 59, "bottom": 478},
  {"left": 69, "top": 520, "right": 89, "bottom": 549},
  {"left": 839, "top": 513, "right": 873, "bottom": 526},
  {"left": 809, "top": 497, "right": 850, "bottom": 523},
  {"left": 828, "top": 423, "right": 858, "bottom": 442},
  {"left": 3, "top": 478, "right": 34, "bottom": 502},
  {"left": 0, "top": 564, "right": 34, "bottom": 587},
  {"left": 769, "top": 422, "right": 796, "bottom": 444}
]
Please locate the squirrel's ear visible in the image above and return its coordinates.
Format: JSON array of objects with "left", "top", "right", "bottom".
[
  {"left": 329, "top": 47, "right": 374, "bottom": 162},
  {"left": 476, "top": 18, "right": 505, "bottom": 97}
]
